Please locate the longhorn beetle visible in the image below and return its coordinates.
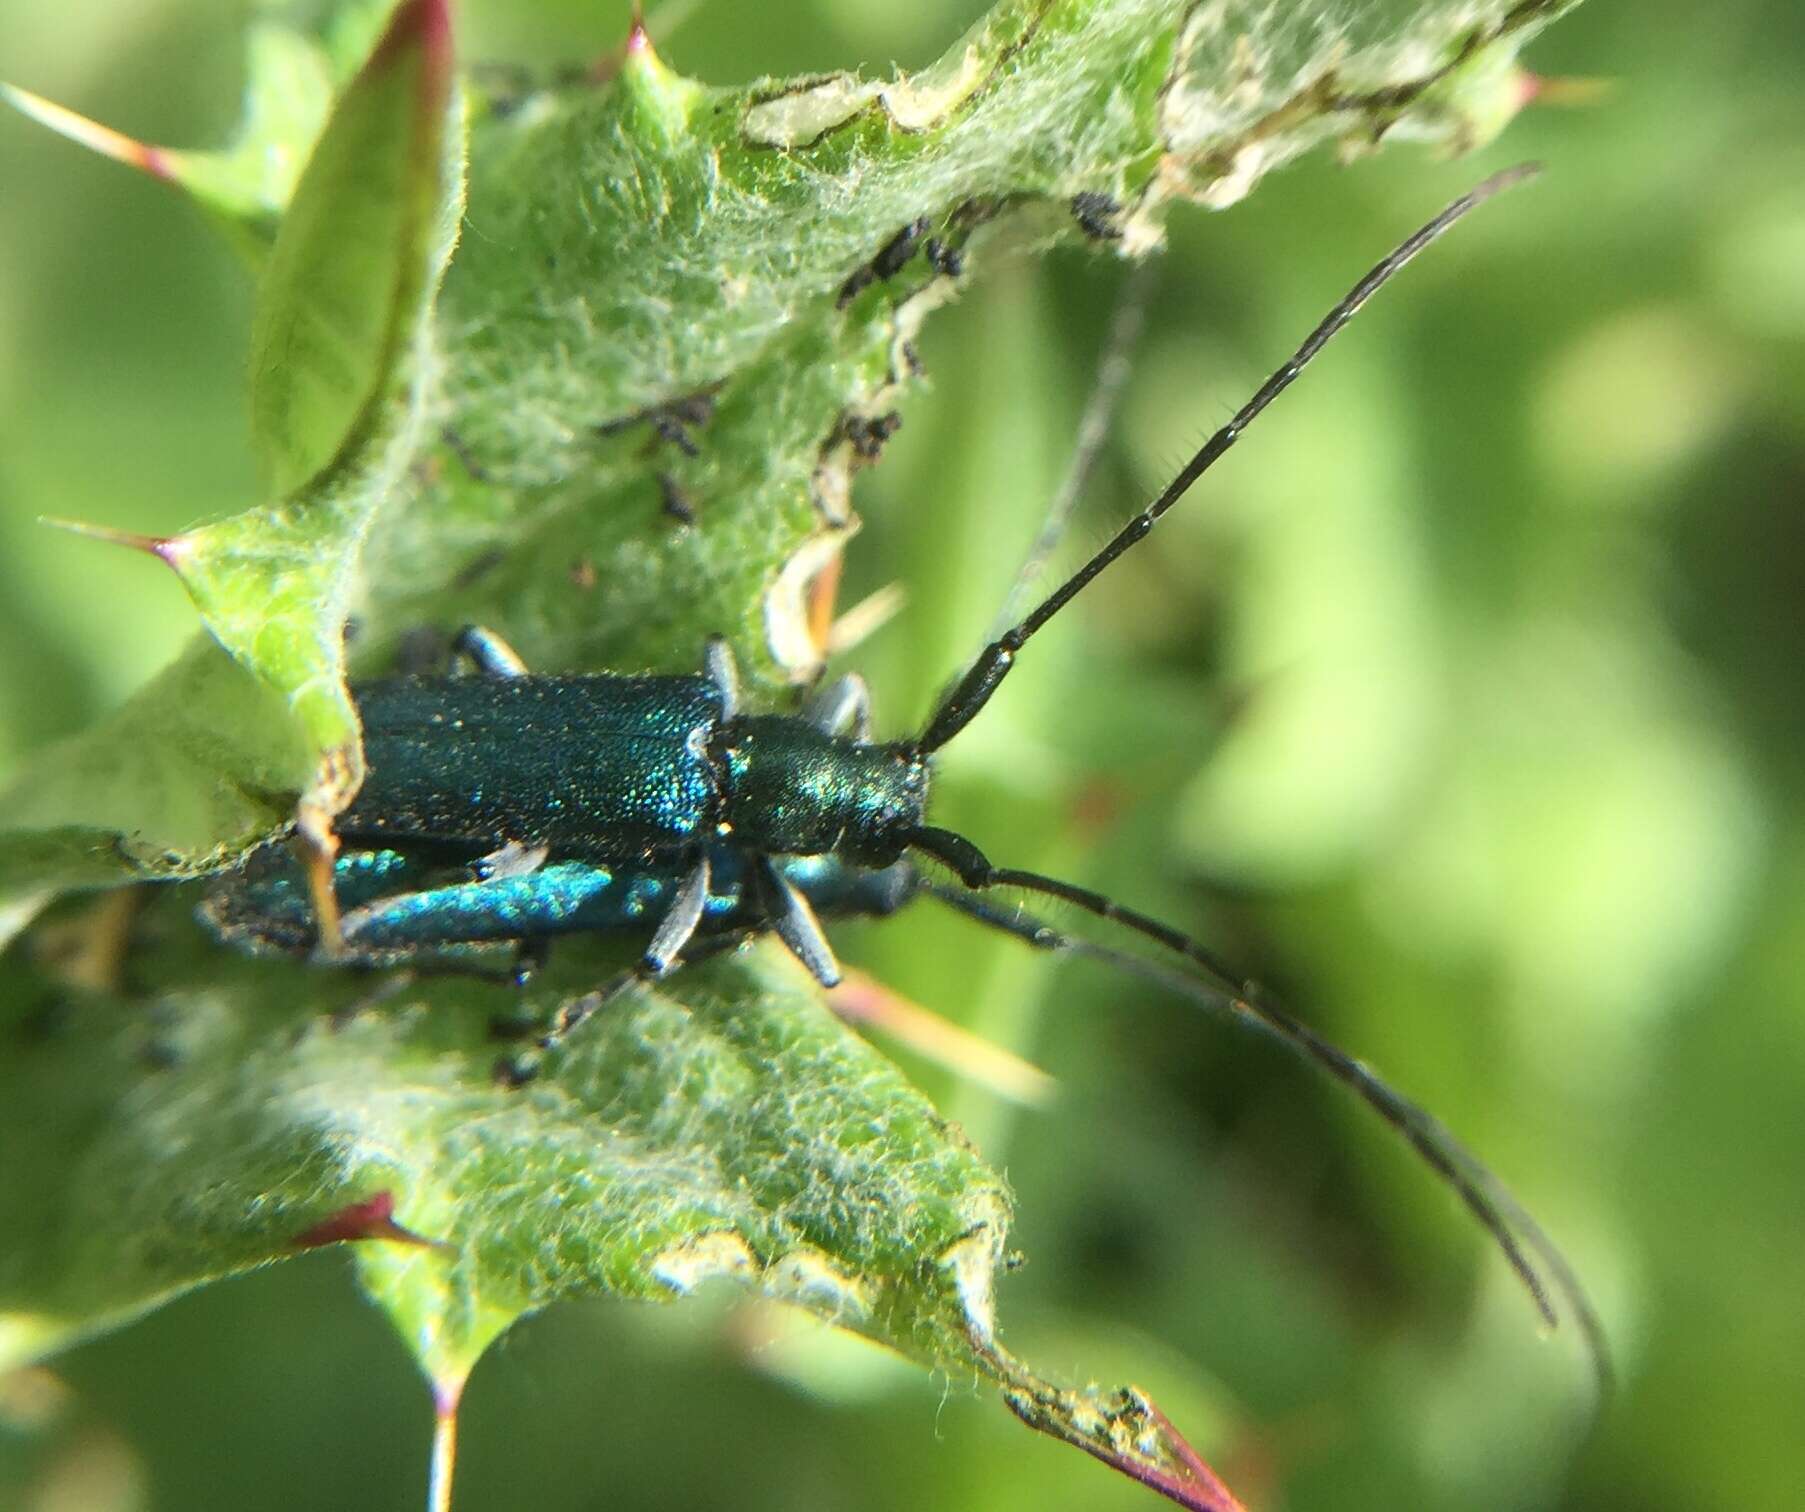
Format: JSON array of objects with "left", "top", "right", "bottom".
[{"left": 208, "top": 165, "right": 1608, "bottom": 1387}]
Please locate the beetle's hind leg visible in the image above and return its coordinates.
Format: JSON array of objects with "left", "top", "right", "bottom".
[
  {"left": 509, "top": 935, "right": 552, "bottom": 988},
  {"left": 304, "top": 622, "right": 526, "bottom": 955}
]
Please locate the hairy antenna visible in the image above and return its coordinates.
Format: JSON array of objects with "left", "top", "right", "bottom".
[
  {"left": 919, "top": 164, "right": 1540, "bottom": 753},
  {"left": 921, "top": 875, "right": 1612, "bottom": 1401},
  {"left": 986, "top": 257, "right": 1156, "bottom": 640}
]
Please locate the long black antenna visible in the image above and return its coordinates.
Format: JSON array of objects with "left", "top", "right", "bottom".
[
  {"left": 918, "top": 164, "right": 1539, "bottom": 753},
  {"left": 919, "top": 872, "right": 1612, "bottom": 1401},
  {"left": 986, "top": 258, "right": 1156, "bottom": 641}
]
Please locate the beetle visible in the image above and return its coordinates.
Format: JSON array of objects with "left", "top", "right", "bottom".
[
  {"left": 304, "top": 170, "right": 1531, "bottom": 988},
  {"left": 204, "top": 166, "right": 1606, "bottom": 1384}
]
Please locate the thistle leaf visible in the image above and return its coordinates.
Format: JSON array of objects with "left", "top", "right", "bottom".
[{"left": 0, "top": 1, "right": 1588, "bottom": 1507}]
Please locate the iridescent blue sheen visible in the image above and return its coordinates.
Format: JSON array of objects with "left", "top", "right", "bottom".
[
  {"left": 201, "top": 844, "right": 917, "bottom": 962},
  {"left": 203, "top": 672, "right": 930, "bottom": 968},
  {"left": 341, "top": 851, "right": 915, "bottom": 949},
  {"left": 341, "top": 675, "right": 728, "bottom": 855},
  {"left": 335, "top": 673, "right": 929, "bottom": 867}
]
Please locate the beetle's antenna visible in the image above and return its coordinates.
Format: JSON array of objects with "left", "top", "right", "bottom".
[
  {"left": 986, "top": 258, "right": 1156, "bottom": 641},
  {"left": 907, "top": 833, "right": 1610, "bottom": 1399},
  {"left": 919, "top": 165, "right": 1539, "bottom": 754}
]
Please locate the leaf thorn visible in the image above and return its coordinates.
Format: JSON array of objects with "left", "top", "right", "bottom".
[
  {"left": 40, "top": 516, "right": 191, "bottom": 568},
  {"left": 1519, "top": 71, "right": 1616, "bottom": 109},
  {"left": 428, "top": 1386, "right": 461, "bottom": 1512},
  {"left": 1, "top": 83, "right": 173, "bottom": 178},
  {"left": 290, "top": 1190, "right": 445, "bottom": 1251},
  {"left": 1001, "top": 1377, "right": 1248, "bottom": 1512},
  {"left": 830, "top": 968, "right": 1057, "bottom": 1107},
  {"left": 2, "top": 84, "right": 174, "bottom": 177}
]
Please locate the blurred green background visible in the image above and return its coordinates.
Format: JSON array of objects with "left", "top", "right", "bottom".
[{"left": 3, "top": 1, "right": 1802, "bottom": 1509}]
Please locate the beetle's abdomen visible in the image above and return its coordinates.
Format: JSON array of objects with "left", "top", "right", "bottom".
[{"left": 343, "top": 674, "right": 725, "bottom": 854}]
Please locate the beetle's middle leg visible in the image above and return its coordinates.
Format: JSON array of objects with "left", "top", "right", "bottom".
[
  {"left": 515, "top": 857, "right": 713, "bottom": 1083},
  {"left": 524, "top": 908, "right": 769, "bottom": 1078}
]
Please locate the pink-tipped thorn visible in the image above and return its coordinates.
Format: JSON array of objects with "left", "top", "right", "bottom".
[
  {"left": 428, "top": 1380, "right": 463, "bottom": 1512},
  {"left": 1, "top": 83, "right": 172, "bottom": 178},
  {"left": 367, "top": 0, "right": 454, "bottom": 79},
  {"left": 1004, "top": 1387, "right": 1250, "bottom": 1512},
  {"left": 830, "top": 969, "right": 1057, "bottom": 1108},
  {"left": 40, "top": 515, "right": 191, "bottom": 569},
  {"left": 290, "top": 1190, "right": 444, "bottom": 1251},
  {"left": 1518, "top": 71, "right": 1615, "bottom": 110},
  {"left": 592, "top": 0, "right": 699, "bottom": 82},
  {"left": 1137, "top": 1395, "right": 1249, "bottom": 1512}
]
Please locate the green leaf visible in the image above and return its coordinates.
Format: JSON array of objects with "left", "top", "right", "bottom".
[
  {"left": 248, "top": 0, "right": 454, "bottom": 501},
  {"left": 0, "top": 929, "right": 1005, "bottom": 1394},
  {"left": 0, "top": 0, "right": 1572, "bottom": 921},
  {"left": 0, "top": 911, "right": 1246, "bottom": 1508},
  {"left": 0, "top": 0, "right": 1592, "bottom": 1507},
  {"left": 0, "top": 642, "right": 312, "bottom": 897},
  {"left": 0, "top": 0, "right": 464, "bottom": 933}
]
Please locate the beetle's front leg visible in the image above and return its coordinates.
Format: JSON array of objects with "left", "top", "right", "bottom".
[{"left": 451, "top": 624, "right": 529, "bottom": 679}]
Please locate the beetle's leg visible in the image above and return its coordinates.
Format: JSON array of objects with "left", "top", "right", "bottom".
[
  {"left": 471, "top": 839, "right": 550, "bottom": 882},
  {"left": 451, "top": 624, "right": 529, "bottom": 679},
  {"left": 529, "top": 920, "right": 753, "bottom": 1068},
  {"left": 509, "top": 965, "right": 638, "bottom": 1082},
  {"left": 493, "top": 1048, "right": 551, "bottom": 1088},
  {"left": 703, "top": 636, "right": 739, "bottom": 720},
  {"left": 644, "top": 852, "right": 711, "bottom": 977},
  {"left": 755, "top": 855, "right": 842, "bottom": 987},
  {"left": 802, "top": 674, "right": 872, "bottom": 741}
]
